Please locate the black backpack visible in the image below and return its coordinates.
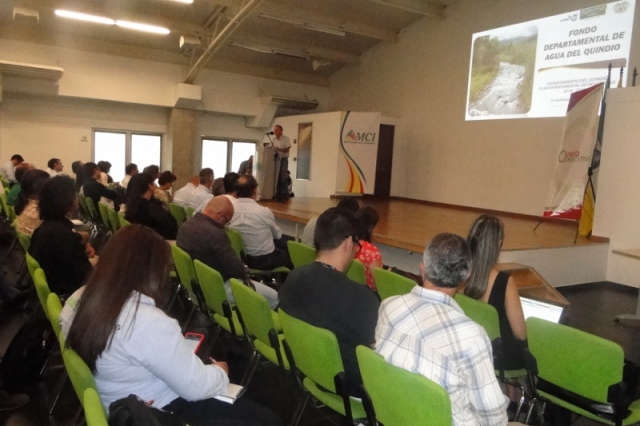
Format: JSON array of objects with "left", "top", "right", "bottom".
[
  {"left": 0, "top": 315, "right": 55, "bottom": 390},
  {"left": 108, "top": 395, "right": 186, "bottom": 426}
]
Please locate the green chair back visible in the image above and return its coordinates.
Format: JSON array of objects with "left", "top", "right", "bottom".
[
  {"left": 84, "top": 197, "right": 99, "bottom": 223},
  {"left": 357, "top": 346, "right": 452, "bottom": 426},
  {"left": 170, "top": 245, "right": 198, "bottom": 303},
  {"left": 226, "top": 228, "right": 244, "bottom": 260},
  {"left": 230, "top": 279, "right": 287, "bottom": 369},
  {"left": 33, "top": 268, "right": 51, "bottom": 320},
  {"left": 528, "top": 317, "right": 624, "bottom": 406},
  {"left": 287, "top": 240, "right": 316, "bottom": 268},
  {"left": 454, "top": 293, "right": 501, "bottom": 341},
  {"left": 84, "top": 388, "right": 108, "bottom": 426},
  {"left": 118, "top": 212, "right": 130, "bottom": 228},
  {"left": 107, "top": 207, "right": 120, "bottom": 233},
  {"left": 186, "top": 207, "right": 195, "bottom": 218},
  {"left": 0, "top": 193, "right": 8, "bottom": 219},
  {"left": 97, "top": 202, "right": 111, "bottom": 229},
  {"left": 62, "top": 346, "right": 99, "bottom": 406},
  {"left": 77, "top": 194, "right": 89, "bottom": 218},
  {"left": 279, "top": 309, "right": 366, "bottom": 419},
  {"left": 169, "top": 203, "right": 187, "bottom": 227},
  {"left": 47, "top": 292, "right": 63, "bottom": 341},
  {"left": 346, "top": 259, "right": 366, "bottom": 284},
  {"left": 373, "top": 268, "right": 416, "bottom": 300},
  {"left": 26, "top": 252, "right": 41, "bottom": 281},
  {"left": 16, "top": 228, "right": 31, "bottom": 252},
  {"left": 193, "top": 260, "right": 243, "bottom": 337},
  {"left": 6, "top": 204, "right": 16, "bottom": 222}
]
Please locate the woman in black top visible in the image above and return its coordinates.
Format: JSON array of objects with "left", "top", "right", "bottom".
[{"left": 124, "top": 173, "right": 177, "bottom": 240}]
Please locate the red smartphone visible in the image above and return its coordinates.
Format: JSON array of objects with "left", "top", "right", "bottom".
[{"left": 184, "top": 332, "right": 205, "bottom": 354}]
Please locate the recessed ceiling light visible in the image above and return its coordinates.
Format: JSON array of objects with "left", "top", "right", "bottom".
[{"left": 54, "top": 9, "right": 115, "bottom": 25}]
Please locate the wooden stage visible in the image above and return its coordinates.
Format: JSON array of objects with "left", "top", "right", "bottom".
[
  {"left": 261, "top": 197, "right": 610, "bottom": 287},
  {"left": 262, "top": 197, "right": 607, "bottom": 254}
]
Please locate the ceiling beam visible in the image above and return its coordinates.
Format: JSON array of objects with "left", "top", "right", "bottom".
[
  {"left": 258, "top": 3, "right": 398, "bottom": 42},
  {"left": 184, "top": 0, "right": 264, "bottom": 84},
  {"left": 229, "top": 34, "right": 360, "bottom": 65},
  {"left": 364, "top": 0, "right": 445, "bottom": 18}
]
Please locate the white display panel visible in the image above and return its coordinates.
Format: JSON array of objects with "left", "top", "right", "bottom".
[{"left": 466, "top": 0, "right": 635, "bottom": 120}]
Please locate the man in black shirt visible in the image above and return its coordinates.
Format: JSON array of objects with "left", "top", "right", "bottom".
[
  {"left": 82, "top": 162, "right": 118, "bottom": 208},
  {"left": 279, "top": 207, "right": 380, "bottom": 394}
]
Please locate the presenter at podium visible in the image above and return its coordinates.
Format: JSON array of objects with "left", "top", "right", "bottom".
[{"left": 272, "top": 124, "right": 291, "bottom": 201}]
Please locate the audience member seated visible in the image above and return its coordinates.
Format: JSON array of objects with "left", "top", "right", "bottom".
[
  {"left": 61, "top": 225, "right": 282, "bottom": 426},
  {"left": 196, "top": 172, "right": 239, "bottom": 214},
  {"left": 172, "top": 175, "right": 199, "bottom": 208},
  {"left": 119, "top": 163, "right": 138, "bottom": 191},
  {"left": 71, "top": 160, "right": 84, "bottom": 192},
  {"left": 97, "top": 161, "right": 113, "bottom": 186},
  {"left": 300, "top": 198, "right": 359, "bottom": 248},
  {"left": 279, "top": 208, "right": 380, "bottom": 394},
  {"left": 7, "top": 163, "right": 34, "bottom": 206},
  {"left": 229, "top": 175, "right": 292, "bottom": 270},
  {"left": 0, "top": 154, "right": 24, "bottom": 185},
  {"left": 189, "top": 168, "right": 214, "bottom": 210},
  {"left": 212, "top": 177, "right": 225, "bottom": 196},
  {"left": 177, "top": 196, "right": 278, "bottom": 309},
  {"left": 238, "top": 155, "right": 253, "bottom": 175},
  {"left": 143, "top": 164, "right": 161, "bottom": 181},
  {"left": 463, "top": 215, "right": 527, "bottom": 400},
  {"left": 82, "top": 162, "right": 119, "bottom": 208},
  {"left": 29, "top": 176, "right": 94, "bottom": 298},
  {"left": 15, "top": 169, "right": 49, "bottom": 236},
  {"left": 376, "top": 233, "right": 510, "bottom": 425},
  {"left": 124, "top": 173, "right": 177, "bottom": 240},
  {"left": 46, "top": 158, "right": 64, "bottom": 177},
  {"left": 355, "top": 206, "right": 383, "bottom": 291},
  {"left": 155, "top": 170, "right": 177, "bottom": 210}
]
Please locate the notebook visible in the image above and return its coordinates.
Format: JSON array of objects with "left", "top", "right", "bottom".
[
  {"left": 520, "top": 296, "right": 564, "bottom": 323},
  {"left": 214, "top": 383, "right": 245, "bottom": 404}
]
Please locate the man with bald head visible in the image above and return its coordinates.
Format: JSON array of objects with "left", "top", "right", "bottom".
[{"left": 176, "top": 196, "right": 278, "bottom": 308}]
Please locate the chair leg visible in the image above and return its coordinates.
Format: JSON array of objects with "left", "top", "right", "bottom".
[
  {"left": 48, "top": 370, "right": 68, "bottom": 415},
  {"left": 240, "top": 351, "right": 260, "bottom": 388},
  {"left": 288, "top": 392, "right": 309, "bottom": 426}
]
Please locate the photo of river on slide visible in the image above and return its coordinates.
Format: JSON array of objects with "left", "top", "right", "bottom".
[{"left": 468, "top": 27, "right": 537, "bottom": 117}]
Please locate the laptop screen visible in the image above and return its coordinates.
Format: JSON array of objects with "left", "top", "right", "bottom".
[{"left": 520, "top": 297, "right": 564, "bottom": 323}]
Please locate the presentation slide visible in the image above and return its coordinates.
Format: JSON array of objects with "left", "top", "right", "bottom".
[{"left": 466, "top": 0, "right": 635, "bottom": 120}]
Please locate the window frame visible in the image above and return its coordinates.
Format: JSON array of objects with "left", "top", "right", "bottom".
[
  {"left": 201, "top": 136, "right": 258, "bottom": 175},
  {"left": 92, "top": 128, "right": 163, "bottom": 167}
]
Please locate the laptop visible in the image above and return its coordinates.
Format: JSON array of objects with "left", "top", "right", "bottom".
[{"left": 520, "top": 296, "right": 564, "bottom": 323}]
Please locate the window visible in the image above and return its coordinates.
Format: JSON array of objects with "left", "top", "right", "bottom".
[
  {"left": 202, "top": 138, "right": 256, "bottom": 177},
  {"left": 93, "top": 130, "right": 162, "bottom": 182}
]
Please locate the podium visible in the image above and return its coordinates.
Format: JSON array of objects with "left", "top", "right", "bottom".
[{"left": 257, "top": 145, "right": 280, "bottom": 200}]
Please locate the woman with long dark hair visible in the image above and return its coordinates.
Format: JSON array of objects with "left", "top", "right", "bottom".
[
  {"left": 463, "top": 214, "right": 526, "bottom": 372},
  {"left": 355, "top": 206, "right": 383, "bottom": 291},
  {"left": 15, "top": 169, "right": 49, "bottom": 236},
  {"left": 124, "top": 173, "right": 177, "bottom": 239},
  {"left": 63, "top": 225, "right": 281, "bottom": 425}
]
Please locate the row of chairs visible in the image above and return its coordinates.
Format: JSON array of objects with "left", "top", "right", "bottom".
[
  {"left": 168, "top": 202, "right": 194, "bottom": 228},
  {"left": 26, "top": 252, "right": 107, "bottom": 425}
]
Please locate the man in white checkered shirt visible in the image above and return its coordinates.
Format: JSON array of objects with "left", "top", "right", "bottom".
[{"left": 376, "top": 233, "right": 510, "bottom": 426}]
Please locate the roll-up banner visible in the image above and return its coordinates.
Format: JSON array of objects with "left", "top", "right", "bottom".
[
  {"left": 336, "top": 111, "right": 381, "bottom": 195},
  {"left": 543, "top": 83, "right": 603, "bottom": 219}
]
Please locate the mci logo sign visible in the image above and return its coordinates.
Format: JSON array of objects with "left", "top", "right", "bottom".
[{"left": 343, "top": 129, "right": 377, "bottom": 144}]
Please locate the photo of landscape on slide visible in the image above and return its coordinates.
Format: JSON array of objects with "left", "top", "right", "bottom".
[{"left": 468, "top": 26, "right": 538, "bottom": 117}]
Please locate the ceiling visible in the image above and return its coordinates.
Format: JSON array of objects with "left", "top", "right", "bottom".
[{"left": 0, "top": 0, "right": 453, "bottom": 87}]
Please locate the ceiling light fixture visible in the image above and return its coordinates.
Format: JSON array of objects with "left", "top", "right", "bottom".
[
  {"left": 230, "top": 41, "right": 310, "bottom": 60},
  {"left": 258, "top": 12, "right": 346, "bottom": 37},
  {"left": 54, "top": 9, "right": 115, "bottom": 25},
  {"left": 171, "top": 0, "right": 194, "bottom": 3},
  {"left": 116, "top": 20, "right": 170, "bottom": 34}
]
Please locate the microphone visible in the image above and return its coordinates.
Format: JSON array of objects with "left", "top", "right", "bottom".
[{"left": 265, "top": 131, "right": 274, "bottom": 135}]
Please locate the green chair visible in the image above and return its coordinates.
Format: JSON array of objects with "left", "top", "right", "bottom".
[
  {"left": 346, "top": 259, "right": 366, "bottom": 284},
  {"left": 186, "top": 206, "right": 195, "bottom": 218},
  {"left": 0, "top": 193, "right": 8, "bottom": 222},
  {"left": 107, "top": 207, "right": 120, "bottom": 233},
  {"left": 170, "top": 245, "right": 205, "bottom": 325},
  {"left": 78, "top": 194, "right": 90, "bottom": 221},
  {"left": 287, "top": 240, "right": 316, "bottom": 268},
  {"left": 230, "top": 278, "right": 288, "bottom": 386},
  {"left": 33, "top": 268, "right": 51, "bottom": 320},
  {"left": 62, "top": 346, "right": 100, "bottom": 408},
  {"left": 169, "top": 203, "right": 187, "bottom": 227},
  {"left": 454, "top": 293, "right": 501, "bottom": 341},
  {"left": 193, "top": 260, "right": 243, "bottom": 339},
  {"left": 226, "top": 228, "right": 244, "bottom": 260},
  {"left": 47, "top": 292, "right": 63, "bottom": 342},
  {"left": 97, "top": 202, "right": 111, "bottom": 231},
  {"left": 526, "top": 317, "right": 640, "bottom": 426},
  {"left": 356, "top": 346, "right": 452, "bottom": 426},
  {"left": 279, "top": 309, "right": 368, "bottom": 425},
  {"left": 118, "top": 212, "right": 131, "bottom": 228},
  {"left": 373, "top": 267, "right": 416, "bottom": 300},
  {"left": 84, "top": 388, "right": 108, "bottom": 426},
  {"left": 16, "top": 228, "right": 31, "bottom": 252},
  {"left": 26, "top": 252, "right": 41, "bottom": 281},
  {"left": 6, "top": 204, "right": 16, "bottom": 222}
]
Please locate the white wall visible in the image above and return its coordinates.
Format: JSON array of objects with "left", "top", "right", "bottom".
[{"left": 329, "top": 0, "right": 640, "bottom": 216}]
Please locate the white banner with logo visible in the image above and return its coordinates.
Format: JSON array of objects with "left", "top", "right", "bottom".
[
  {"left": 543, "top": 83, "right": 603, "bottom": 219},
  {"left": 336, "top": 112, "right": 381, "bottom": 195}
]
